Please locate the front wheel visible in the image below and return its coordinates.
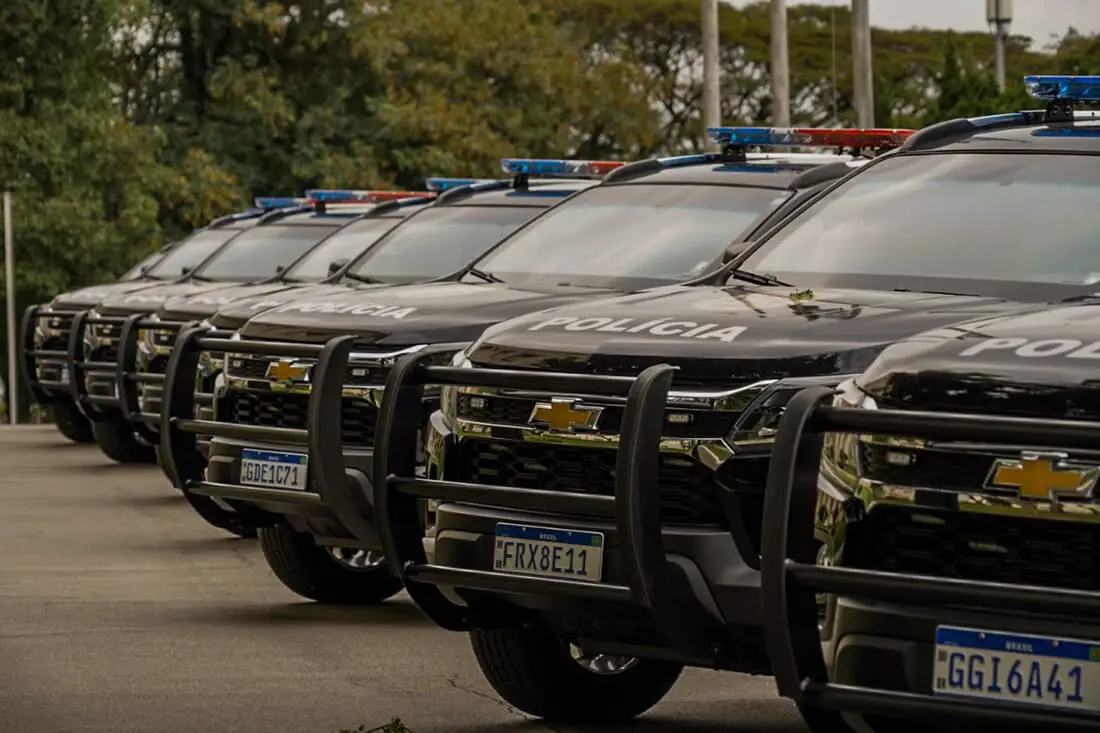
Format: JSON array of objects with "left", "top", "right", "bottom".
[
  {"left": 51, "top": 398, "right": 94, "bottom": 443},
  {"left": 258, "top": 525, "right": 403, "bottom": 604},
  {"left": 91, "top": 415, "right": 156, "bottom": 463},
  {"left": 469, "top": 624, "right": 682, "bottom": 723}
]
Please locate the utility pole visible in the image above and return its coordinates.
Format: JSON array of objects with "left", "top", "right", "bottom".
[
  {"left": 987, "top": 0, "right": 1013, "bottom": 93},
  {"left": 701, "top": 0, "right": 721, "bottom": 150},
  {"left": 770, "top": 0, "right": 790, "bottom": 127},
  {"left": 851, "top": 0, "right": 874, "bottom": 127},
  {"left": 4, "top": 192, "right": 15, "bottom": 426}
]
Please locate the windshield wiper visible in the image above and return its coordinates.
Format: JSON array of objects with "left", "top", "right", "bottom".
[
  {"left": 1058, "top": 292, "right": 1100, "bottom": 304},
  {"left": 342, "top": 272, "right": 384, "bottom": 284},
  {"left": 188, "top": 273, "right": 214, "bottom": 282},
  {"left": 555, "top": 282, "right": 612, "bottom": 290},
  {"left": 466, "top": 267, "right": 505, "bottom": 284},
  {"left": 727, "top": 269, "right": 790, "bottom": 287}
]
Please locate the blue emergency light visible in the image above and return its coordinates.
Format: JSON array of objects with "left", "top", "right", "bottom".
[
  {"left": 425, "top": 177, "right": 498, "bottom": 192},
  {"left": 500, "top": 159, "right": 625, "bottom": 179},
  {"left": 254, "top": 196, "right": 307, "bottom": 209},
  {"left": 707, "top": 126, "right": 913, "bottom": 149},
  {"left": 1025, "top": 75, "right": 1100, "bottom": 103},
  {"left": 304, "top": 189, "right": 378, "bottom": 203}
]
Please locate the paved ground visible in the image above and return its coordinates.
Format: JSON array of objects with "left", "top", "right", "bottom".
[{"left": 0, "top": 425, "right": 807, "bottom": 733}]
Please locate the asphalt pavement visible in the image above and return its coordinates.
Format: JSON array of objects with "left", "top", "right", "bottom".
[{"left": 0, "top": 425, "right": 807, "bottom": 733}]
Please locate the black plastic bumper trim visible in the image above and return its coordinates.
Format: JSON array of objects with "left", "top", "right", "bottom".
[
  {"left": 186, "top": 480, "right": 325, "bottom": 506},
  {"left": 404, "top": 563, "right": 633, "bottom": 602}
]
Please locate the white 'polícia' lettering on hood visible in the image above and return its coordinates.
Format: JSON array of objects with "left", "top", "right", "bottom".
[
  {"left": 958, "top": 337, "right": 1100, "bottom": 360},
  {"left": 526, "top": 315, "right": 747, "bottom": 343},
  {"left": 272, "top": 301, "right": 417, "bottom": 319},
  {"left": 123, "top": 293, "right": 172, "bottom": 303}
]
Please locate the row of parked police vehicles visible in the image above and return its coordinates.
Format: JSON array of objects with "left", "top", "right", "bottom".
[{"left": 20, "top": 75, "right": 1100, "bottom": 730}]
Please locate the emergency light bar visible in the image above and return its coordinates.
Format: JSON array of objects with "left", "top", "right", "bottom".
[
  {"left": 425, "top": 177, "right": 499, "bottom": 192},
  {"left": 499, "top": 159, "right": 626, "bottom": 179},
  {"left": 707, "top": 126, "right": 914, "bottom": 150},
  {"left": 1025, "top": 75, "right": 1100, "bottom": 103},
  {"left": 304, "top": 189, "right": 434, "bottom": 203},
  {"left": 254, "top": 197, "right": 308, "bottom": 209}
]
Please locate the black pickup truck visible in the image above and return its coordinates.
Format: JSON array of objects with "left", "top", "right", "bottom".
[
  {"left": 20, "top": 207, "right": 270, "bottom": 443},
  {"left": 366, "top": 101, "right": 1100, "bottom": 723},
  {"left": 71, "top": 193, "right": 397, "bottom": 464},
  {"left": 760, "top": 77, "right": 1100, "bottom": 733},
  {"left": 158, "top": 149, "right": 864, "bottom": 606}
]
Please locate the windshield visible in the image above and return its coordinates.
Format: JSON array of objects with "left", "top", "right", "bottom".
[
  {"left": 145, "top": 229, "right": 236, "bottom": 279},
  {"left": 346, "top": 205, "right": 539, "bottom": 283},
  {"left": 194, "top": 224, "right": 338, "bottom": 282},
  {"left": 739, "top": 153, "right": 1100, "bottom": 289},
  {"left": 285, "top": 217, "right": 404, "bottom": 281},
  {"left": 121, "top": 250, "right": 165, "bottom": 280},
  {"left": 469, "top": 184, "right": 790, "bottom": 287}
]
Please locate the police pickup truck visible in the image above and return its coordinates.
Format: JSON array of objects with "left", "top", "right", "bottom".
[
  {"left": 73, "top": 193, "right": 398, "bottom": 464},
  {"left": 115, "top": 188, "right": 438, "bottom": 466},
  {"left": 21, "top": 206, "right": 273, "bottom": 444},
  {"left": 368, "top": 86, "right": 1100, "bottom": 724},
  {"left": 758, "top": 76, "right": 1100, "bottom": 733},
  {"left": 159, "top": 147, "right": 862, "bottom": 605}
]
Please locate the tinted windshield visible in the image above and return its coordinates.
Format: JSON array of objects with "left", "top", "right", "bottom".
[
  {"left": 195, "top": 224, "right": 337, "bottom": 281},
  {"left": 740, "top": 153, "right": 1100, "bottom": 288},
  {"left": 470, "top": 184, "right": 789, "bottom": 287},
  {"left": 145, "top": 229, "right": 236, "bottom": 279},
  {"left": 346, "top": 205, "right": 539, "bottom": 283},
  {"left": 121, "top": 250, "right": 165, "bottom": 280},
  {"left": 285, "top": 217, "right": 404, "bottom": 281}
]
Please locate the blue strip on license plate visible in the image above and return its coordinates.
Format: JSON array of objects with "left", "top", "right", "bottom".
[
  {"left": 934, "top": 625, "right": 1100, "bottom": 711},
  {"left": 493, "top": 523, "right": 604, "bottom": 583}
]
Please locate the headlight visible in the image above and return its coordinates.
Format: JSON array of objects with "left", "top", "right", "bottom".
[
  {"left": 818, "top": 378, "right": 877, "bottom": 496},
  {"left": 728, "top": 374, "right": 860, "bottom": 447},
  {"left": 137, "top": 313, "right": 162, "bottom": 356},
  {"left": 440, "top": 349, "right": 472, "bottom": 426}
]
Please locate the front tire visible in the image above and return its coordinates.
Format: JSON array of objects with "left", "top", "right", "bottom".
[
  {"left": 91, "top": 416, "right": 157, "bottom": 463},
  {"left": 469, "top": 624, "right": 682, "bottom": 723},
  {"left": 259, "top": 525, "right": 403, "bottom": 604},
  {"left": 51, "top": 399, "right": 94, "bottom": 443}
]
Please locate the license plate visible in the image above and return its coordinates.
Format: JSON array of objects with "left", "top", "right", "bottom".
[
  {"left": 493, "top": 523, "right": 604, "bottom": 583},
  {"left": 238, "top": 448, "right": 309, "bottom": 491},
  {"left": 934, "top": 625, "right": 1100, "bottom": 711}
]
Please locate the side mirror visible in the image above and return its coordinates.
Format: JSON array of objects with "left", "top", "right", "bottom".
[
  {"left": 275, "top": 264, "right": 286, "bottom": 274},
  {"left": 327, "top": 258, "right": 349, "bottom": 276},
  {"left": 180, "top": 265, "right": 193, "bottom": 276},
  {"left": 722, "top": 240, "right": 754, "bottom": 265},
  {"left": 138, "top": 264, "right": 152, "bottom": 275}
]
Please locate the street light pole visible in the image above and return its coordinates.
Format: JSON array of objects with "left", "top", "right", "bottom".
[
  {"left": 770, "top": 0, "right": 790, "bottom": 127},
  {"left": 987, "top": 0, "right": 1013, "bottom": 93},
  {"left": 851, "top": 0, "right": 874, "bottom": 127},
  {"left": 701, "top": 0, "right": 721, "bottom": 150}
]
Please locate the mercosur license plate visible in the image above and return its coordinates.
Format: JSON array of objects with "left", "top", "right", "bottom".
[
  {"left": 493, "top": 523, "right": 604, "bottom": 583},
  {"left": 238, "top": 448, "right": 309, "bottom": 491},
  {"left": 934, "top": 625, "right": 1100, "bottom": 711}
]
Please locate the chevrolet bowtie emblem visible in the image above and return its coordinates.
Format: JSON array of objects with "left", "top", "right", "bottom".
[
  {"left": 266, "top": 359, "right": 309, "bottom": 385},
  {"left": 984, "top": 452, "right": 1100, "bottom": 502},
  {"left": 529, "top": 398, "right": 603, "bottom": 433}
]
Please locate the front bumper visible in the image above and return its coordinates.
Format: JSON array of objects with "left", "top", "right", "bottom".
[
  {"left": 371, "top": 355, "right": 769, "bottom": 669},
  {"left": 20, "top": 304, "right": 80, "bottom": 405},
  {"left": 760, "top": 385, "right": 1100, "bottom": 728},
  {"left": 160, "top": 328, "right": 391, "bottom": 546}
]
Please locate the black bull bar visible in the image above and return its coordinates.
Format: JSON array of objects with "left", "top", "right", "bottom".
[
  {"left": 20, "top": 304, "right": 79, "bottom": 403},
  {"left": 762, "top": 385, "right": 1100, "bottom": 729},
  {"left": 371, "top": 352, "right": 729, "bottom": 658},
  {"left": 158, "top": 327, "right": 382, "bottom": 542}
]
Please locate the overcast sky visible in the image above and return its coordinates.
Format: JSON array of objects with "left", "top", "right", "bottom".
[{"left": 726, "top": 1, "right": 1100, "bottom": 49}]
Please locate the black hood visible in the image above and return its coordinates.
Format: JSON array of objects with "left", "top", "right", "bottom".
[
  {"left": 48, "top": 280, "right": 165, "bottom": 309},
  {"left": 856, "top": 303, "right": 1100, "bottom": 420},
  {"left": 95, "top": 281, "right": 252, "bottom": 316},
  {"left": 238, "top": 281, "right": 610, "bottom": 346},
  {"left": 155, "top": 282, "right": 311, "bottom": 322},
  {"left": 466, "top": 285, "right": 1029, "bottom": 386},
  {"left": 207, "top": 283, "right": 359, "bottom": 330}
]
